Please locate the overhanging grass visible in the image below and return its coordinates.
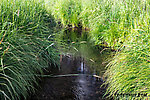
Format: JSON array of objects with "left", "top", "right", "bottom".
[
  {"left": 0, "top": 0, "right": 59, "bottom": 100},
  {"left": 104, "top": 31, "right": 150, "bottom": 99}
]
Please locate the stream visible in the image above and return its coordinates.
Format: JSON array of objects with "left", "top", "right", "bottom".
[{"left": 29, "top": 29, "right": 113, "bottom": 100}]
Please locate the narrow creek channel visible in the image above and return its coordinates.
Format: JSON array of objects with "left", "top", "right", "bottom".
[{"left": 29, "top": 29, "right": 113, "bottom": 100}]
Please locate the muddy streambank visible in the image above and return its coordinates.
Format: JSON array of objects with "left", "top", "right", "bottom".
[{"left": 29, "top": 56, "right": 111, "bottom": 100}]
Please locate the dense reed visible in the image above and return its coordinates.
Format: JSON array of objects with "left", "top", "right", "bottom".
[{"left": 0, "top": 0, "right": 59, "bottom": 100}]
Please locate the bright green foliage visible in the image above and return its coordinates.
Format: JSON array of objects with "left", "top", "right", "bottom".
[
  {"left": 49, "top": 0, "right": 150, "bottom": 48},
  {"left": 49, "top": 0, "right": 82, "bottom": 27},
  {"left": 0, "top": 0, "right": 59, "bottom": 100},
  {"left": 80, "top": 0, "right": 149, "bottom": 48},
  {"left": 104, "top": 31, "right": 150, "bottom": 100}
]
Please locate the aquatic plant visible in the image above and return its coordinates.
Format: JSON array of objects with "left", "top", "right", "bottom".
[{"left": 0, "top": 0, "right": 59, "bottom": 100}]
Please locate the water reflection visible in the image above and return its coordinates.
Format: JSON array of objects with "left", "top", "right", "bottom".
[
  {"left": 55, "top": 29, "right": 113, "bottom": 76},
  {"left": 80, "top": 61, "right": 84, "bottom": 73},
  {"left": 29, "top": 29, "right": 113, "bottom": 100},
  {"left": 54, "top": 29, "right": 113, "bottom": 99}
]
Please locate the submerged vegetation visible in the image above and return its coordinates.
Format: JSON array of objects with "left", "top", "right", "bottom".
[{"left": 0, "top": 0, "right": 150, "bottom": 100}]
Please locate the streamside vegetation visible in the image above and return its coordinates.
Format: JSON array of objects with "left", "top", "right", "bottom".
[
  {"left": 0, "top": 0, "right": 59, "bottom": 100},
  {"left": 1, "top": 0, "right": 150, "bottom": 99},
  {"left": 48, "top": 0, "right": 150, "bottom": 99}
]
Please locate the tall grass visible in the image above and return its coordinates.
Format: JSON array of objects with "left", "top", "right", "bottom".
[
  {"left": 104, "top": 31, "right": 150, "bottom": 100},
  {"left": 49, "top": 0, "right": 149, "bottom": 48},
  {"left": 49, "top": 0, "right": 82, "bottom": 27},
  {"left": 47, "top": 0, "right": 150, "bottom": 99},
  {"left": 1, "top": 0, "right": 148, "bottom": 99},
  {"left": 0, "top": 0, "right": 59, "bottom": 100}
]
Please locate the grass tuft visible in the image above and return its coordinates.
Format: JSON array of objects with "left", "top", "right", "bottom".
[{"left": 0, "top": 0, "right": 59, "bottom": 100}]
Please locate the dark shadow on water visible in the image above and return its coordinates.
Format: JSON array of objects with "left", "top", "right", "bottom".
[
  {"left": 28, "top": 29, "right": 114, "bottom": 100},
  {"left": 29, "top": 56, "right": 110, "bottom": 100}
]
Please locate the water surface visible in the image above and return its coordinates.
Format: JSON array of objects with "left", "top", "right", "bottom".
[{"left": 29, "top": 29, "right": 113, "bottom": 100}]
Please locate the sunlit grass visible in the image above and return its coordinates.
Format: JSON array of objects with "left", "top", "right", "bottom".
[
  {"left": 49, "top": 0, "right": 82, "bottom": 28},
  {"left": 104, "top": 31, "right": 150, "bottom": 99}
]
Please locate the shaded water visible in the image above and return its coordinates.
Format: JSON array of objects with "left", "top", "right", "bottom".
[{"left": 29, "top": 29, "right": 113, "bottom": 100}]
